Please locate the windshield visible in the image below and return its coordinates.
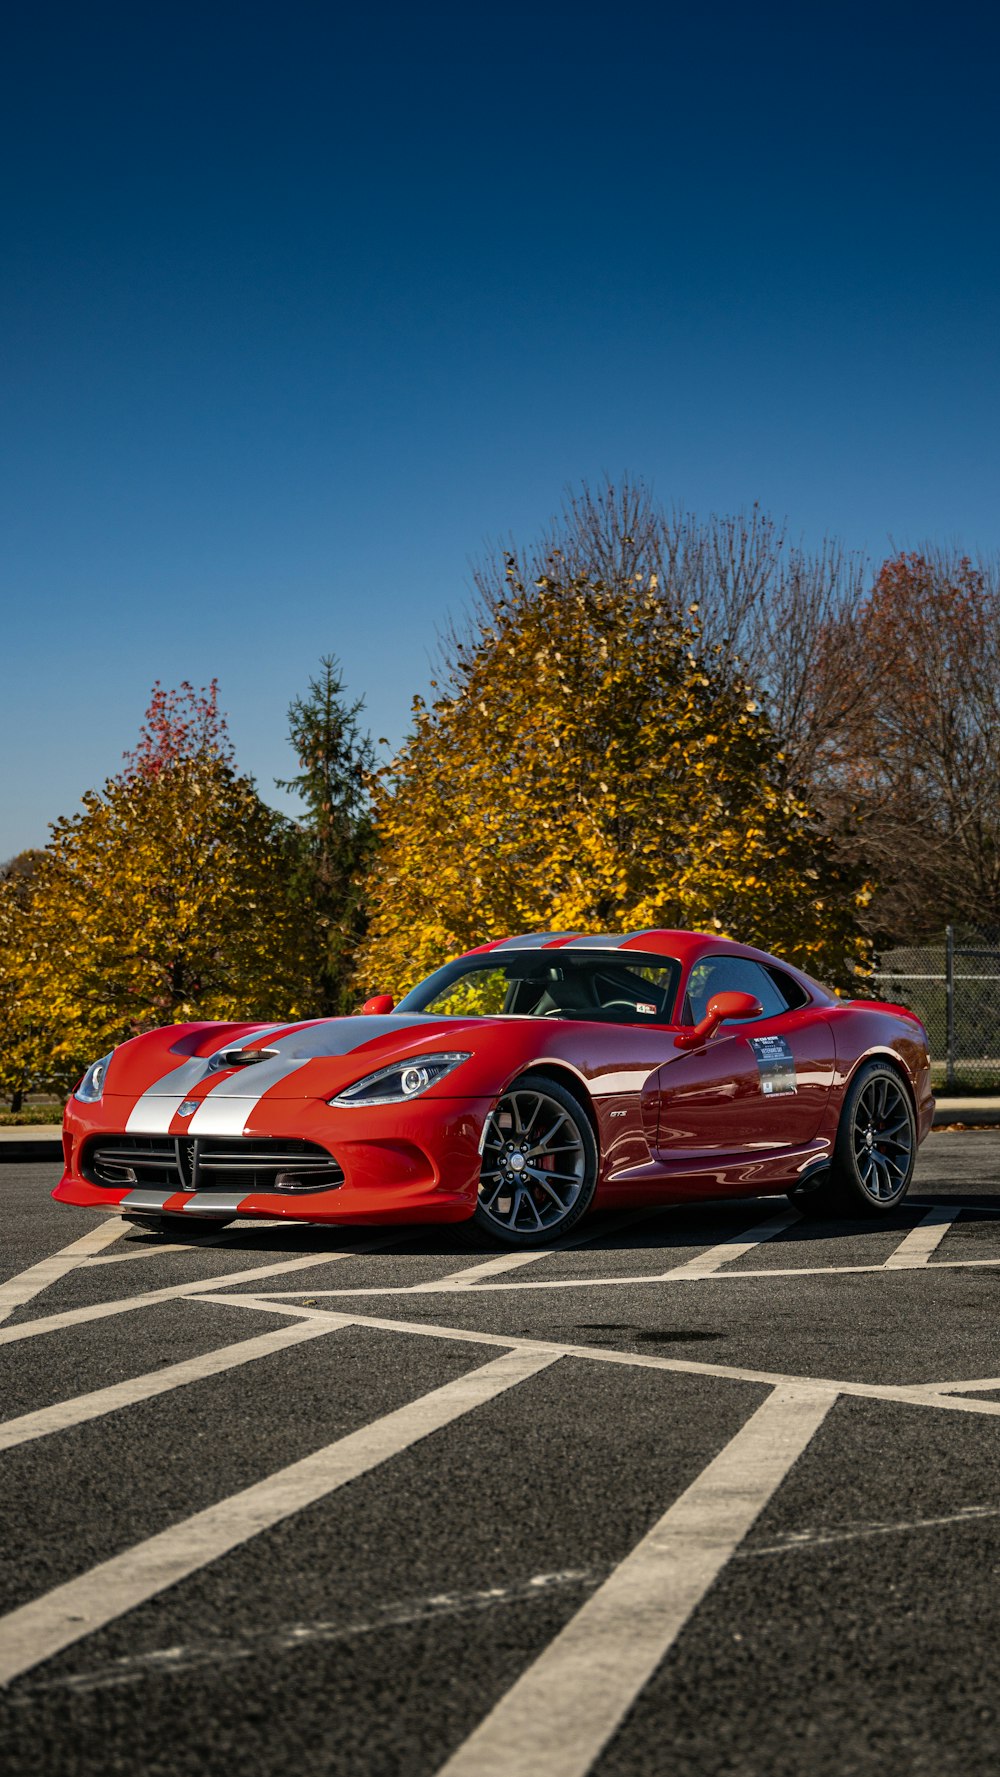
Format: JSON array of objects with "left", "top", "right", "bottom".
[{"left": 396, "top": 950, "right": 681, "bottom": 1025}]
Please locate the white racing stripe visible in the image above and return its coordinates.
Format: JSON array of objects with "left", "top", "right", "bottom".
[
  {"left": 660, "top": 1207, "right": 800, "bottom": 1277},
  {"left": 434, "top": 1385, "right": 833, "bottom": 1777},
  {"left": 0, "top": 1345, "right": 556, "bottom": 1688},
  {"left": 184, "top": 1064, "right": 311, "bottom": 1135},
  {"left": 884, "top": 1206, "right": 960, "bottom": 1268},
  {"left": 124, "top": 1026, "right": 287, "bottom": 1134},
  {"left": 0, "top": 1317, "right": 349, "bottom": 1452},
  {"left": 124, "top": 1012, "right": 448, "bottom": 1135},
  {"left": 0, "top": 1219, "right": 125, "bottom": 1325}
]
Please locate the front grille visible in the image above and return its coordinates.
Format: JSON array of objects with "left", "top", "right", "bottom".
[{"left": 83, "top": 1135, "right": 344, "bottom": 1195}]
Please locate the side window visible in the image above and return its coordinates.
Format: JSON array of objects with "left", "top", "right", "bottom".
[
  {"left": 684, "top": 957, "right": 793, "bottom": 1023},
  {"left": 765, "top": 965, "right": 810, "bottom": 1012}
]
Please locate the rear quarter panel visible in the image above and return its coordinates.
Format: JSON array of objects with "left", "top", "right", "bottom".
[{"left": 824, "top": 1002, "right": 934, "bottom": 1142}]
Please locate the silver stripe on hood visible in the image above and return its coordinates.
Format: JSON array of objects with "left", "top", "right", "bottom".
[
  {"left": 262, "top": 1014, "right": 443, "bottom": 1060},
  {"left": 131, "top": 1013, "right": 446, "bottom": 1138},
  {"left": 490, "top": 932, "right": 578, "bottom": 950},
  {"left": 125, "top": 1025, "right": 287, "bottom": 1134},
  {"left": 561, "top": 933, "right": 629, "bottom": 948},
  {"left": 186, "top": 1014, "right": 447, "bottom": 1136},
  {"left": 185, "top": 1055, "right": 312, "bottom": 1134}
]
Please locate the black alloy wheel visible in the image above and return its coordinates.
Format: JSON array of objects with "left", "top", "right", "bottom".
[
  {"left": 789, "top": 1060, "right": 917, "bottom": 1218},
  {"left": 473, "top": 1073, "right": 599, "bottom": 1247}
]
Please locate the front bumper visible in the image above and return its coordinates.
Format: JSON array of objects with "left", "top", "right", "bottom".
[{"left": 53, "top": 1095, "right": 493, "bottom": 1225}]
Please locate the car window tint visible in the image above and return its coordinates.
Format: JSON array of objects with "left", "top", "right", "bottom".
[
  {"left": 398, "top": 951, "right": 681, "bottom": 1024},
  {"left": 765, "top": 965, "right": 810, "bottom": 1011},
  {"left": 685, "top": 957, "right": 792, "bottom": 1023}
]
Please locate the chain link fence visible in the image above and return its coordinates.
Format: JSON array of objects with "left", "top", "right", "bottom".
[{"left": 872, "top": 927, "right": 1000, "bottom": 1092}]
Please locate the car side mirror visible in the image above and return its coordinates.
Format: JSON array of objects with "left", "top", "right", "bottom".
[
  {"left": 674, "top": 990, "right": 763, "bottom": 1049},
  {"left": 362, "top": 994, "right": 395, "bottom": 1014}
]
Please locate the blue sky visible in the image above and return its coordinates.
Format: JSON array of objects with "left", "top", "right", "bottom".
[{"left": 2, "top": 0, "right": 998, "bottom": 858}]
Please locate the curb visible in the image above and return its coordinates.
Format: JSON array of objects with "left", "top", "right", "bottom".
[{"left": 932, "top": 1109, "right": 1000, "bottom": 1129}]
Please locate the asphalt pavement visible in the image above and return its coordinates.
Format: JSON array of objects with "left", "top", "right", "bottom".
[{"left": 2, "top": 1130, "right": 1000, "bottom": 1777}]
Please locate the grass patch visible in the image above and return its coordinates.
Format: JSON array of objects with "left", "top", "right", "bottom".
[{"left": 0, "top": 1106, "right": 65, "bottom": 1126}]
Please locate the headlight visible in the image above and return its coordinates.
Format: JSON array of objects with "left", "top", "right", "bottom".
[
  {"left": 330, "top": 1052, "right": 471, "bottom": 1107},
  {"left": 73, "top": 1051, "right": 114, "bottom": 1103}
]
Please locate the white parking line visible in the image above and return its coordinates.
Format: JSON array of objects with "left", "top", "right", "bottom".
[
  {"left": 79, "top": 1225, "right": 281, "bottom": 1267},
  {"left": 423, "top": 1209, "right": 673, "bottom": 1291},
  {"left": 194, "top": 1294, "right": 1000, "bottom": 1419},
  {"left": 0, "top": 1317, "right": 349, "bottom": 1452},
  {"left": 659, "top": 1207, "right": 800, "bottom": 1277},
  {"left": 0, "top": 1344, "right": 557, "bottom": 1688},
  {"left": 0, "top": 1218, "right": 125, "bottom": 1325},
  {"left": 884, "top": 1206, "right": 961, "bottom": 1268},
  {"left": 434, "top": 1384, "right": 834, "bottom": 1777},
  {"left": 24, "top": 1500, "right": 1000, "bottom": 1698},
  {"left": 423, "top": 1250, "right": 552, "bottom": 1289},
  {"left": 0, "top": 1238, "right": 404, "bottom": 1348},
  {"left": 244, "top": 1250, "right": 1000, "bottom": 1299}
]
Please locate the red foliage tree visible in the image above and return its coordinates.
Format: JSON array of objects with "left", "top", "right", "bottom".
[{"left": 122, "top": 680, "right": 235, "bottom": 780}]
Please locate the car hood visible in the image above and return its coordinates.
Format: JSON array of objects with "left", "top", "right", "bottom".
[{"left": 101, "top": 1013, "right": 524, "bottom": 1107}]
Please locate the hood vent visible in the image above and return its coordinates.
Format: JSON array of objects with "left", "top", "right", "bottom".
[{"left": 209, "top": 1047, "right": 279, "bottom": 1071}]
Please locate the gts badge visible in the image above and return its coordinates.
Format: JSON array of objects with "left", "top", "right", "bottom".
[{"left": 608, "top": 1109, "right": 628, "bottom": 1118}]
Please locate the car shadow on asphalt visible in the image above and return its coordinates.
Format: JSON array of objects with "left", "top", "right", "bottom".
[{"left": 120, "top": 1189, "right": 1000, "bottom": 1259}]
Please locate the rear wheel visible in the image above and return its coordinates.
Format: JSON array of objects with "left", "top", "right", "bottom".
[
  {"left": 472, "top": 1075, "right": 598, "bottom": 1247},
  {"left": 789, "top": 1061, "right": 916, "bottom": 1218}
]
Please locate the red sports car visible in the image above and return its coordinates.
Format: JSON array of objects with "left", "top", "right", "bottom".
[{"left": 55, "top": 930, "right": 934, "bottom": 1246}]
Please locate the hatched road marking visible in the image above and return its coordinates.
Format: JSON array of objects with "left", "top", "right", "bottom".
[
  {"left": 0, "top": 1233, "right": 411, "bottom": 1348},
  {"left": 187, "top": 1294, "right": 1000, "bottom": 1413},
  {"left": 0, "top": 1344, "right": 557, "bottom": 1688},
  {"left": 0, "top": 1217, "right": 125, "bottom": 1324},
  {"left": 658, "top": 1206, "right": 801, "bottom": 1276},
  {"left": 0, "top": 1318, "right": 341, "bottom": 1452},
  {"left": 433, "top": 1386, "right": 834, "bottom": 1777},
  {"left": 5, "top": 1190, "right": 1000, "bottom": 1777},
  {"left": 883, "top": 1204, "right": 961, "bottom": 1267}
]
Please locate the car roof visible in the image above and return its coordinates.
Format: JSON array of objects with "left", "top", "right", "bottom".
[{"left": 459, "top": 930, "right": 833, "bottom": 1000}]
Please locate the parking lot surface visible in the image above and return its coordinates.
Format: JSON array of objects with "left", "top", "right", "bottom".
[{"left": 2, "top": 1131, "right": 1000, "bottom": 1776}]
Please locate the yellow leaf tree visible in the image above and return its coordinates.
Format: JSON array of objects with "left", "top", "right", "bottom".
[
  {"left": 357, "top": 568, "right": 870, "bottom": 998},
  {"left": 4, "top": 683, "right": 312, "bottom": 1089},
  {"left": 0, "top": 853, "right": 55, "bottom": 1109}
]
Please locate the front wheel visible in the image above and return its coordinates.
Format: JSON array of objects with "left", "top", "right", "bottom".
[
  {"left": 789, "top": 1061, "right": 916, "bottom": 1218},
  {"left": 473, "top": 1075, "right": 599, "bottom": 1247}
]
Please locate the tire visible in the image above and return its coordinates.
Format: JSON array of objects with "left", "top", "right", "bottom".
[
  {"left": 472, "top": 1074, "right": 599, "bottom": 1247},
  {"left": 788, "top": 1060, "right": 916, "bottom": 1219}
]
